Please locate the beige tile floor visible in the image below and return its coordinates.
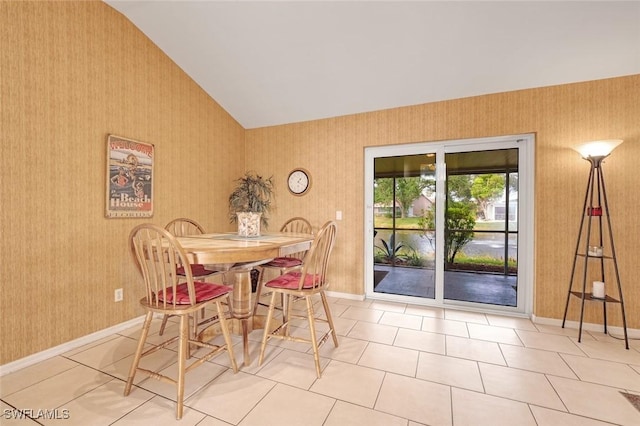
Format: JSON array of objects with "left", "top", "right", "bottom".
[{"left": 2, "top": 296, "right": 640, "bottom": 425}]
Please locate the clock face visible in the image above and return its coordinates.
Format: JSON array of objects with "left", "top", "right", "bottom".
[{"left": 288, "top": 169, "right": 310, "bottom": 195}]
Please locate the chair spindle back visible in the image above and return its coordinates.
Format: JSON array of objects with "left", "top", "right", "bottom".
[
  {"left": 297, "top": 221, "right": 337, "bottom": 291},
  {"left": 130, "top": 224, "right": 197, "bottom": 309}
]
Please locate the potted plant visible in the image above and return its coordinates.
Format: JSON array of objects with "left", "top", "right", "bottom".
[{"left": 228, "top": 172, "right": 275, "bottom": 237}]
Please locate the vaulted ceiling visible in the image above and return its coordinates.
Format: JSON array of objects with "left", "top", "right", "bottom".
[{"left": 105, "top": 1, "right": 640, "bottom": 129}]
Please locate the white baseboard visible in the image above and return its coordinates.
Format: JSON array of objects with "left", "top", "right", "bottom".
[
  {"left": 325, "top": 290, "right": 365, "bottom": 301},
  {"left": 0, "top": 315, "right": 147, "bottom": 377},
  {"left": 532, "top": 315, "right": 640, "bottom": 339}
]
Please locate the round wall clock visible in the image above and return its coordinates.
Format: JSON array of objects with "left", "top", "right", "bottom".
[{"left": 287, "top": 168, "right": 311, "bottom": 195}]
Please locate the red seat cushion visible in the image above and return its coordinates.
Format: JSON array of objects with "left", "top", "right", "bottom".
[
  {"left": 263, "top": 257, "right": 303, "bottom": 268},
  {"left": 157, "top": 282, "right": 232, "bottom": 304},
  {"left": 265, "top": 272, "right": 323, "bottom": 290},
  {"left": 176, "top": 264, "right": 217, "bottom": 277}
]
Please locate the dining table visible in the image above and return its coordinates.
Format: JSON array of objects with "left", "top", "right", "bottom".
[{"left": 175, "top": 231, "right": 314, "bottom": 366}]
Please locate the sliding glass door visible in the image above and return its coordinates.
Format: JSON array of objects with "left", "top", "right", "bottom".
[
  {"left": 364, "top": 135, "right": 533, "bottom": 315},
  {"left": 442, "top": 149, "right": 518, "bottom": 307},
  {"left": 372, "top": 153, "right": 437, "bottom": 299}
]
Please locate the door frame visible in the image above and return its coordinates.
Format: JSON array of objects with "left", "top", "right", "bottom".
[{"left": 364, "top": 134, "right": 534, "bottom": 316}]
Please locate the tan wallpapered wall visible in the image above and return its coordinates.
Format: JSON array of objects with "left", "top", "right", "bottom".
[
  {"left": 0, "top": 2, "right": 245, "bottom": 364},
  {"left": 246, "top": 75, "right": 640, "bottom": 331}
]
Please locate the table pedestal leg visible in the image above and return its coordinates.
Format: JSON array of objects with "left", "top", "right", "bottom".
[{"left": 196, "top": 265, "right": 273, "bottom": 367}]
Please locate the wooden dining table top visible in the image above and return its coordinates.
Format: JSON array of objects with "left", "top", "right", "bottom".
[{"left": 176, "top": 232, "right": 314, "bottom": 265}]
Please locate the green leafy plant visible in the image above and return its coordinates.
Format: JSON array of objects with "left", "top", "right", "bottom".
[
  {"left": 375, "top": 234, "right": 407, "bottom": 265},
  {"left": 419, "top": 201, "right": 475, "bottom": 264},
  {"left": 228, "top": 172, "right": 275, "bottom": 228},
  {"left": 402, "top": 248, "right": 428, "bottom": 267}
]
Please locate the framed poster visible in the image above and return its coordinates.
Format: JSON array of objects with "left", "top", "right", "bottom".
[{"left": 106, "top": 134, "right": 154, "bottom": 218}]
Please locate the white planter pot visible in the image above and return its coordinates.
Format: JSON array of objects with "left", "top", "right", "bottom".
[{"left": 236, "top": 212, "right": 262, "bottom": 237}]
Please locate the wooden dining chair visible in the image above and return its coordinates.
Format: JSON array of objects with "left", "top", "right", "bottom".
[
  {"left": 125, "top": 224, "right": 237, "bottom": 420},
  {"left": 258, "top": 221, "right": 338, "bottom": 378},
  {"left": 160, "top": 218, "right": 229, "bottom": 335},
  {"left": 165, "top": 218, "right": 229, "bottom": 282},
  {"left": 253, "top": 217, "right": 313, "bottom": 315}
]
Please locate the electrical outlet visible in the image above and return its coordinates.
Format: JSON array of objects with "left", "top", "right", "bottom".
[{"left": 114, "top": 288, "right": 123, "bottom": 302}]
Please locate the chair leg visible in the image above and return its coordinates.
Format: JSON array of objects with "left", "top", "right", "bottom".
[
  {"left": 258, "top": 291, "right": 278, "bottom": 366},
  {"left": 217, "top": 297, "right": 238, "bottom": 373},
  {"left": 282, "top": 293, "right": 291, "bottom": 335},
  {"left": 158, "top": 314, "right": 171, "bottom": 336},
  {"left": 175, "top": 314, "right": 189, "bottom": 420},
  {"left": 320, "top": 291, "right": 339, "bottom": 347},
  {"left": 305, "top": 296, "right": 322, "bottom": 378},
  {"left": 124, "top": 311, "right": 153, "bottom": 396},
  {"left": 188, "top": 313, "right": 199, "bottom": 357}
]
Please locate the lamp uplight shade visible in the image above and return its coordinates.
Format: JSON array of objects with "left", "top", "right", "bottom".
[{"left": 574, "top": 139, "right": 623, "bottom": 158}]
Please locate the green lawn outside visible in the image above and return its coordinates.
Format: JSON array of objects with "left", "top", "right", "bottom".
[
  {"left": 374, "top": 216, "right": 517, "bottom": 231},
  {"left": 374, "top": 217, "right": 423, "bottom": 229}
]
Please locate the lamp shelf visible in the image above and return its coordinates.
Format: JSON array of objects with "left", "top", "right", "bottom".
[
  {"left": 576, "top": 253, "right": 611, "bottom": 259},
  {"left": 569, "top": 291, "right": 620, "bottom": 304}
]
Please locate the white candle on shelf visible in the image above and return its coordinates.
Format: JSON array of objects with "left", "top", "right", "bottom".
[
  {"left": 592, "top": 281, "right": 605, "bottom": 299},
  {"left": 588, "top": 246, "right": 603, "bottom": 257}
]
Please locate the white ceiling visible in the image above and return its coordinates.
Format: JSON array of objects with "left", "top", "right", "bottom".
[{"left": 105, "top": 1, "right": 640, "bottom": 129}]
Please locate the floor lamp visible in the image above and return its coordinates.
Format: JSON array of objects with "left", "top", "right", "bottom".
[{"left": 562, "top": 139, "right": 629, "bottom": 349}]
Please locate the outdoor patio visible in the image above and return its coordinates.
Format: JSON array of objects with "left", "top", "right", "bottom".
[{"left": 374, "top": 265, "right": 517, "bottom": 306}]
